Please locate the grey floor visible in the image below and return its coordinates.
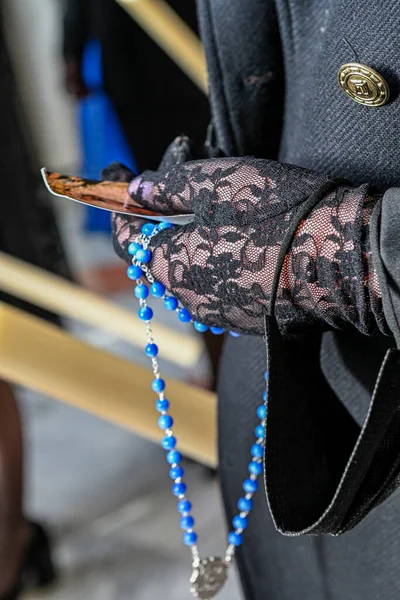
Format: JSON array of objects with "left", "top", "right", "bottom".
[{"left": 19, "top": 199, "right": 242, "bottom": 600}]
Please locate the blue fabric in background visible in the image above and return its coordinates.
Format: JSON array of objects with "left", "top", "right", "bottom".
[{"left": 79, "top": 40, "right": 137, "bottom": 233}]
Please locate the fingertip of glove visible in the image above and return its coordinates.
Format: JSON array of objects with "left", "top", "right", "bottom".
[
  {"left": 101, "top": 162, "right": 136, "bottom": 182},
  {"left": 158, "top": 135, "right": 195, "bottom": 172}
]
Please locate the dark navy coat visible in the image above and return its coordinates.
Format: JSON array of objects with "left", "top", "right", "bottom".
[{"left": 197, "top": 1, "right": 400, "bottom": 598}]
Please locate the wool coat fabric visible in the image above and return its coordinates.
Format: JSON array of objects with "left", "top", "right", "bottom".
[{"left": 197, "top": 1, "right": 400, "bottom": 598}]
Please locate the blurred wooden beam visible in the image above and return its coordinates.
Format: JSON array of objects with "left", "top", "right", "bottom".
[
  {"left": 0, "top": 252, "right": 202, "bottom": 368},
  {"left": 116, "top": 0, "right": 208, "bottom": 94},
  {"left": 0, "top": 303, "right": 217, "bottom": 467}
]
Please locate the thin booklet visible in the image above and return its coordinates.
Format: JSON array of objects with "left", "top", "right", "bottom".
[{"left": 41, "top": 169, "right": 195, "bottom": 225}]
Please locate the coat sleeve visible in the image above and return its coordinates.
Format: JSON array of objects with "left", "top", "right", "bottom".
[{"left": 262, "top": 187, "right": 400, "bottom": 536}]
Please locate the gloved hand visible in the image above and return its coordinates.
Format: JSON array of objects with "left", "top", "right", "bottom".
[{"left": 109, "top": 139, "right": 387, "bottom": 336}]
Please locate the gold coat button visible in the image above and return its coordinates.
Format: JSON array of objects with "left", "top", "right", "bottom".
[{"left": 338, "top": 63, "right": 390, "bottom": 107}]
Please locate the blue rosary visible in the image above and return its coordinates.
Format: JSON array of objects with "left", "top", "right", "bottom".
[{"left": 127, "top": 221, "right": 267, "bottom": 600}]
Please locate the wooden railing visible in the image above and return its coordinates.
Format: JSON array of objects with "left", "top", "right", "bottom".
[
  {"left": 0, "top": 252, "right": 202, "bottom": 368},
  {"left": 0, "top": 301, "right": 217, "bottom": 466}
]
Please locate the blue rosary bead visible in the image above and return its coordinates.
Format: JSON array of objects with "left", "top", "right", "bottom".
[
  {"left": 243, "top": 478, "right": 258, "bottom": 493},
  {"left": 233, "top": 515, "right": 248, "bottom": 530},
  {"left": 145, "top": 343, "right": 158, "bottom": 357},
  {"left": 162, "top": 436, "right": 176, "bottom": 450},
  {"left": 134, "top": 284, "right": 149, "bottom": 299},
  {"left": 164, "top": 296, "right": 178, "bottom": 311},
  {"left": 128, "top": 241, "right": 142, "bottom": 256},
  {"left": 228, "top": 532, "right": 243, "bottom": 547},
  {"left": 248, "top": 461, "right": 263, "bottom": 475},
  {"left": 255, "top": 424, "right": 265, "bottom": 438},
  {"left": 178, "top": 308, "right": 191, "bottom": 323},
  {"left": 156, "top": 398, "right": 169, "bottom": 412},
  {"left": 169, "top": 466, "right": 184, "bottom": 479},
  {"left": 172, "top": 482, "right": 187, "bottom": 496},
  {"left": 251, "top": 443, "right": 264, "bottom": 458},
  {"left": 141, "top": 222, "right": 156, "bottom": 236},
  {"left": 229, "top": 331, "right": 241, "bottom": 337},
  {"left": 138, "top": 306, "right": 153, "bottom": 321},
  {"left": 210, "top": 326, "right": 224, "bottom": 335},
  {"left": 180, "top": 515, "right": 195, "bottom": 530},
  {"left": 257, "top": 405, "right": 267, "bottom": 420},
  {"left": 136, "top": 248, "right": 152, "bottom": 263},
  {"left": 166, "top": 450, "right": 182, "bottom": 465},
  {"left": 158, "top": 415, "right": 173, "bottom": 430},
  {"left": 263, "top": 390, "right": 268, "bottom": 402},
  {"left": 194, "top": 322, "right": 208, "bottom": 333},
  {"left": 177, "top": 499, "right": 191, "bottom": 513},
  {"left": 150, "top": 282, "right": 166, "bottom": 298},
  {"left": 151, "top": 378, "right": 165, "bottom": 393},
  {"left": 159, "top": 221, "right": 173, "bottom": 230},
  {"left": 264, "top": 370, "right": 269, "bottom": 382},
  {"left": 127, "top": 265, "right": 143, "bottom": 280},
  {"left": 238, "top": 497, "right": 253, "bottom": 512},
  {"left": 183, "top": 531, "right": 197, "bottom": 546}
]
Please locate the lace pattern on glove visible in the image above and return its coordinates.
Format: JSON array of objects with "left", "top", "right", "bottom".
[{"left": 111, "top": 158, "right": 387, "bottom": 337}]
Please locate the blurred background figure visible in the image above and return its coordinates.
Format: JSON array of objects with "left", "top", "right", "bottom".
[
  {"left": 62, "top": 0, "right": 209, "bottom": 235},
  {"left": 0, "top": 3, "right": 71, "bottom": 596},
  {"left": 62, "top": 0, "right": 209, "bottom": 170}
]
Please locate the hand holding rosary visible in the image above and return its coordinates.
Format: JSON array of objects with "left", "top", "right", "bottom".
[
  {"left": 128, "top": 219, "right": 267, "bottom": 599},
  {"left": 42, "top": 136, "right": 387, "bottom": 597}
]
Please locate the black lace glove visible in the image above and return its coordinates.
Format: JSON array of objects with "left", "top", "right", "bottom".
[{"left": 109, "top": 143, "right": 387, "bottom": 337}]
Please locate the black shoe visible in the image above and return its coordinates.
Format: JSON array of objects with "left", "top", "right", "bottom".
[{"left": 1, "top": 522, "right": 56, "bottom": 600}]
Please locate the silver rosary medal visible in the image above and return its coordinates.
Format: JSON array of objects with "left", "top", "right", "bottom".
[{"left": 190, "top": 557, "right": 228, "bottom": 599}]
